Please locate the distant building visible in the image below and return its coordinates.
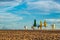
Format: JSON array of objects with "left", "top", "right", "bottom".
[
  {"left": 52, "top": 24, "right": 56, "bottom": 30},
  {"left": 24, "top": 26, "right": 27, "bottom": 30},
  {"left": 31, "top": 26, "right": 35, "bottom": 30},
  {"left": 38, "top": 21, "right": 42, "bottom": 30},
  {"left": 44, "top": 20, "right": 47, "bottom": 28},
  {"left": 33, "top": 19, "right": 36, "bottom": 27}
]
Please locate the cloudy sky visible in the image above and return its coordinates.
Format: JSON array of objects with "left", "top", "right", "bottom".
[{"left": 0, "top": 0, "right": 60, "bottom": 30}]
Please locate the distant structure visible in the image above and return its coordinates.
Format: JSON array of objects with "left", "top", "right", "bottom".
[
  {"left": 24, "top": 26, "right": 27, "bottom": 30},
  {"left": 31, "top": 26, "right": 35, "bottom": 30},
  {"left": 38, "top": 21, "right": 42, "bottom": 30},
  {"left": 31, "top": 19, "right": 37, "bottom": 30},
  {"left": 33, "top": 19, "right": 36, "bottom": 27},
  {"left": 52, "top": 24, "right": 56, "bottom": 30},
  {"left": 40, "top": 20, "right": 43, "bottom": 30},
  {"left": 31, "top": 19, "right": 56, "bottom": 30},
  {"left": 44, "top": 20, "right": 47, "bottom": 28},
  {"left": 38, "top": 20, "right": 47, "bottom": 30}
]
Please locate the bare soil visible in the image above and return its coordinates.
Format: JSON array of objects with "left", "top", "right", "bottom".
[{"left": 0, "top": 30, "right": 60, "bottom": 40}]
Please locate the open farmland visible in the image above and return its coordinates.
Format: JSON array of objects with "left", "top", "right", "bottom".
[{"left": 0, "top": 30, "right": 60, "bottom": 40}]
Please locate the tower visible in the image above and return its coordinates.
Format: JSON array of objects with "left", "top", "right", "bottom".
[
  {"left": 44, "top": 20, "right": 47, "bottom": 28},
  {"left": 24, "top": 26, "right": 27, "bottom": 30},
  {"left": 52, "top": 24, "right": 56, "bottom": 30},
  {"left": 40, "top": 20, "right": 42, "bottom": 30},
  {"left": 31, "top": 19, "right": 36, "bottom": 30},
  {"left": 33, "top": 19, "right": 36, "bottom": 27}
]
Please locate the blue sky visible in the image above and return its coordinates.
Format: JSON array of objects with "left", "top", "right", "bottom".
[{"left": 0, "top": 0, "right": 60, "bottom": 29}]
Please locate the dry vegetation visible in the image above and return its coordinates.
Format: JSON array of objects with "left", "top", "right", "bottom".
[{"left": 0, "top": 30, "right": 60, "bottom": 40}]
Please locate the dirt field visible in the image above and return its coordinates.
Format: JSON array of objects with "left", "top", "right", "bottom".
[{"left": 0, "top": 30, "right": 60, "bottom": 40}]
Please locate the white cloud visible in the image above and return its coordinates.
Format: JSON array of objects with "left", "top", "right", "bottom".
[
  {"left": 0, "top": 12, "right": 23, "bottom": 22},
  {"left": 27, "top": 1, "right": 60, "bottom": 14},
  {"left": 0, "top": 0, "right": 22, "bottom": 7},
  {"left": 45, "top": 19, "right": 60, "bottom": 22},
  {"left": 45, "top": 18, "right": 60, "bottom": 29},
  {"left": 26, "top": 0, "right": 54, "bottom": 2},
  {"left": 0, "top": 11, "right": 24, "bottom": 29},
  {"left": 0, "top": 0, "right": 22, "bottom": 12}
]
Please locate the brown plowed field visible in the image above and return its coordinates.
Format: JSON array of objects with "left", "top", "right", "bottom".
[{"left": 0, "top": 30, "right": 60, "bottom": 40}]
